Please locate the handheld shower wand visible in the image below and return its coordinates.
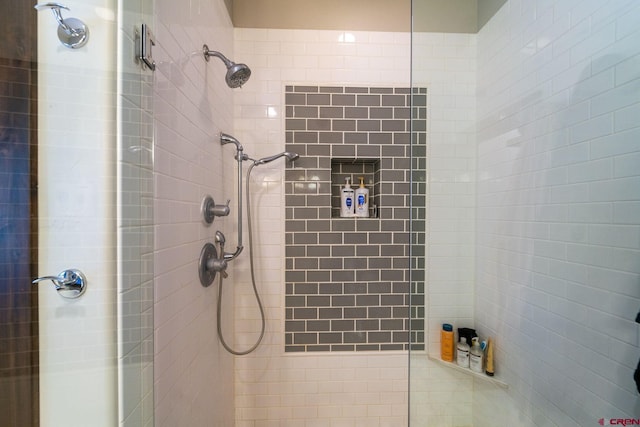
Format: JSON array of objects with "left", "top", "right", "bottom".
[
  {"left": 209, "top": 140, "right": 300, "bottom": 356},
  {"left": 254, "top": 152, "right": 299, "bottom": 165}
]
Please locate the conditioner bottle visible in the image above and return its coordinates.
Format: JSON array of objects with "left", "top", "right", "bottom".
[
  {"left": 355, "top": 176, "right": 369, "bottom": 217},
  {"left": 470, "top": 337, "right": 484, "bottom": 373},
  {"left": 456, "top": 337, "right": 470, "bottom": 368}
]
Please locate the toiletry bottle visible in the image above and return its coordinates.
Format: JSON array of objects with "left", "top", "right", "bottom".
[
  {"left": 340, "top": 177, "right": 355, "bottom": 217},
  {"left": 456, "top": 337, "right": 470, "bottom": 368},
  {"left": 355, "top": 176, "right": 369, "bottom": 217},
  {"left": 441, "top": 323, "right": 454, "bottom": 362},
  {"left": 485, "top": 338, "right": 494, "bottom": 376},
  {"left": 470, "top": 337, "right": 484, "bottom": 373}
]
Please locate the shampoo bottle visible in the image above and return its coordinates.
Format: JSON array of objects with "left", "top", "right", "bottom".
[
  {"left": 355, "top": 176, "right": 369, "bottom": 217},
  {"left": 440, "top": 323, "right": 454, "bottom": 362},
  {"left": 340, "top": 177, "right": 355, "bottom": 217},
  {"left": 470, "top": 337, "right": 484, "bottom": 373},
  {"left": 456, "top": 337, "right": 470, "bottom": 368}
]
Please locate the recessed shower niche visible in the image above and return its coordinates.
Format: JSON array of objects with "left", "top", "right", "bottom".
[
  {"left": 284, "top": 85, "right": 426, "bottom": 352},
  {"left": 331, "top": 158, "right": 379, "bottom": 218}
]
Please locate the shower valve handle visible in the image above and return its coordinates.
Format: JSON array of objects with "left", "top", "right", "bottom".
[
  {"left": 212, "top": 199, "right": 231, "bottom": 217},
  {"left": 202, "top": 195, "right": 230, "bottom": 224},
  {"left": 206, "top": 257, "right": 228, "bottom": 278},
  {"left": 198, "top": 242, "right": 229, "bottom": 286}
]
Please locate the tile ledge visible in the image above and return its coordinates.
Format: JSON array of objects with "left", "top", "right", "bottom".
[{"left": 427, "top": 353, "right": 508, "bottom": 389}]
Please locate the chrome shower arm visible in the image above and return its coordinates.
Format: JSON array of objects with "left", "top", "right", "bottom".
[{"left": 203, "top": 48, "right": 233, "bottom": 68}]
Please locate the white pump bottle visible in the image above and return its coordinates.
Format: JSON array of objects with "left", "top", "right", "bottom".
[
  {"left": 355, "top": 176, "right": 369, "bottom": 217},
  {"left": 340, "top": 177, "right": 355, "bottom": 217}
]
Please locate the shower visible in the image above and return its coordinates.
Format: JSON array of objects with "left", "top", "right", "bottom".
[
  {"left": 202, "top": 133, "right": 299, "bottom": 355},
  {"left": 254, "top": 152, "right": 299, "bottom": 165},
  {"left": 202, "top": 44, "right": 251, "bottom": 88}
]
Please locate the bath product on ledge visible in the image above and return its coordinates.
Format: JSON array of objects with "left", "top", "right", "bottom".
[
  {"left": 340, "top": 177, "right": 355, "bottom": 217},
  {"left": 440, "top": 323, "right": 454, "bottom": 362},
  {"left": 458, "top": 327, "right": 477, "bottom": 346},
  {"left": 456, "top": 337, "right": 470, "bottom": 368},
  {"left": 355, "top": 176, "right": 369, "bottom": 217},
  {"left": 485, "top": 338, "right": 494, "bottom": 376},
  {"left": 470, "top": 337, "right": 484, "bottom": 373}
]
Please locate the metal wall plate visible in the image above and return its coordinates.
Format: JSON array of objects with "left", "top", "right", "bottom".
[{"left": 198, "top": 243, "right": 218, "bottom": 287}]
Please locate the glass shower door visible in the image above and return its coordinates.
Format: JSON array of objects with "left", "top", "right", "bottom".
[
  {"left": 410, "top": 1, "right": 640, "bottom": 426},
  {"left": 0, "top": 1, "right": 153, "bottom": 426}
]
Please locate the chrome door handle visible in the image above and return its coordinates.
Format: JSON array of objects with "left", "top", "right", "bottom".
[{"left": 33, "top": 268, "right": 87, "bottom": 299}]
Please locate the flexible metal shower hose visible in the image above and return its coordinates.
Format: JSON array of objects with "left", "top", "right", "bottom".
[{"left": 216, "top": 162, "right": 266, "bottom": 355}]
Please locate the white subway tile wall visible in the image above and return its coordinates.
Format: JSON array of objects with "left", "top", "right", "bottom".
[
  {"left": 153, "top": 0, "right": 236, "bottom": 425},
  {"left": 234, "top": 27, "right": 477, "bottom": 425},
  {"left": 474, "top": 1, "right": 640, "bottom": 426}
]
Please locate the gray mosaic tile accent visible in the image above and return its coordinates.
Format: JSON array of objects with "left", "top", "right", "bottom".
[{"left": 285, "top": 85, "right": 426, "bottom": 352}]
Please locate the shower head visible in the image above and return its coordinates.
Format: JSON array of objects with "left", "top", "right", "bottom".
[
  {"left": 203, "top": 44, "right": 251, "bottom": 88},
  {"left": 255, "top": 152, "right": 299, "bottom": 165}
]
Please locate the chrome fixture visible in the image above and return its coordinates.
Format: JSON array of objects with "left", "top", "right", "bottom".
[
  {"left": 218, "top": 153, "right": 297, "bottom": 354},
  {"left": 198, "top": 235, "right": 228, "bottom": 287},
  {"left": 135, "top": 24, "right": 156, "bottom": 71},
  {"left": 34, "top": 3, "right": 89, "bottom": 49},
  {"left": 32, "top": 268, "right": 87, "bottom": 299},
  {"left": 202, "top": 44, "right": 251, "bottom": 88},
  {"left": 217, "top": 137, "right": 299, "bottom": 263},
  {"left": 201, "top": 195, "right": 230, "bottom": 224},
  {"left": 220, "top": 132, "right": 244, "bottom": 154},
  {"left": 209, "top": 143, "right": 299, "bottom": 355},
  {"left": 219, "top": 133, "right": 245, "bottom": 261},
  {"left": 254, "top": 151, "right": 299, "bottom": 165},
  {"left": 215, "top": 230, "right": 226, "bottom": 246}
]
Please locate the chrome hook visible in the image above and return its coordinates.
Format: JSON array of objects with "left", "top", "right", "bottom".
[
  {"left": 34, "top": 2, "right": 89, "bottom": 49},
  {"left": 33, "top": 268, "right": 88, "bottom": 299}
]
